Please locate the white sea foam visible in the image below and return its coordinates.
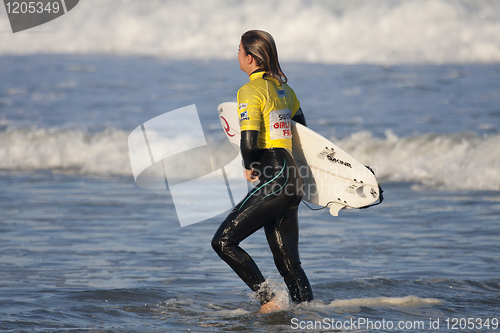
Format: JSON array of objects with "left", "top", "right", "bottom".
[
  {"left": 0, "top": 127, "right": 132, "bottom": 176},
  {"left": 1, "top": 0, "right": 499, "bottom": 64},
  {"left": 329, "top": 295, "right": 443, "bottom": 308},
  {"left": 336, "top": 130, "right": 500, "bottom": 191},
  {"left": 1, "top": 127, "right": 499, "bottom": 191}
]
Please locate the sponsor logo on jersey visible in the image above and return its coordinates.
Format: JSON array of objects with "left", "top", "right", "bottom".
[
  {"left": 277, "top": 89, "right": 286, "bottom": 98},
  {"left": 240, "top": 110, "right": 249, "bottom": 122},
  {"left": 269, "top": 109, "right": 292, "bottom": 140}
]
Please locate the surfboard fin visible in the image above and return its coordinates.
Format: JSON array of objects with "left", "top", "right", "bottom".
[
  {"left": 347, "top": 182, "right": 365, "bottom": 197},
  {"left": 329, "top": 203, "right": 345, "bottom": 216}
]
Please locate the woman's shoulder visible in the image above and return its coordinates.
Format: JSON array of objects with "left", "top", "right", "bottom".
[
  {"left": 238, "top": 78, "right": 267, "bottom": 94},
  {"left": 283, "top": 83, "right": 297, "bottom": 96}
]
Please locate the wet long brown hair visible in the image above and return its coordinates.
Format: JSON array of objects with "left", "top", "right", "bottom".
[{"left": 241, "top": 30, "right": 287, "bottom": 85}]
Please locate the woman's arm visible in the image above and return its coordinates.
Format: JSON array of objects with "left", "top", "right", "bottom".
[
  {"left": 241, "top": 130, "right": 261, "bottom": 182},
  {"left": 292, "top": 107, "right": 307, "bottom": 127}
]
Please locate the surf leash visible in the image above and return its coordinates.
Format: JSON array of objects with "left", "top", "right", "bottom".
[
  {"left": 359, "top": 184, "right": 384, "bottom": 210},
  {"left": 359, "top": 165, "right": 384, "bottom": 210},
  {"left": 301, "top": 200, "right": 334, "bottom": 211}
]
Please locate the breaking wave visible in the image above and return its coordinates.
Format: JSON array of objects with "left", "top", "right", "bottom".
[
  {"left": 1, "top": 0, "right": 499, "bottom": 64},
  {"left": 1, "top": 127, "right": 499, "bottom": 191}
]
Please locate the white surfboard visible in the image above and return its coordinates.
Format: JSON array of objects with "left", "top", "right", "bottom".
[{"left": 218, "top": 102, "right": 381, "bottom": 216}]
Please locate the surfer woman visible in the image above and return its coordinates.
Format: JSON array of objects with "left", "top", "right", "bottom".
[{"left": 212, "top": 30, "right": 313, "bottom": 313}]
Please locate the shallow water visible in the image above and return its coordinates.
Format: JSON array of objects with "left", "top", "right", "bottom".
[
  {"left": 1, "top": 172, "right": 499, "bottom": 332},
  {"left": 1, "top": 53, "right": 500, "bottom": 332}
]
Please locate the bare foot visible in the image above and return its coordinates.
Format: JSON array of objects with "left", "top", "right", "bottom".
[{"left": 257, "top": 298, "right": 281, "bottom": 314}]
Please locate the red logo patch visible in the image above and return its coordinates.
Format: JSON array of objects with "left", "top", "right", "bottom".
[{"left": 220, "top": 116, "right": 235, "bottom": 137}]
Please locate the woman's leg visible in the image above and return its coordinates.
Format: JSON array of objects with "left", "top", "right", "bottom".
[
  {"left": 212, "top": 149, "right": 311, "bottom": 305},
  {"left": 211, "top": 173, "right": 293, "bottom": 304},
  {"left": 264, "top": 198, "right": 314, "bottom": 303},
  {"left": 211, "top": 203, "right": 270, "bottom": 302}
]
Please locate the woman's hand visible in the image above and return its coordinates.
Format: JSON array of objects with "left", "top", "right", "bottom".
[{"left": 244, "top": 169, "right": 259, "bottom": 182}]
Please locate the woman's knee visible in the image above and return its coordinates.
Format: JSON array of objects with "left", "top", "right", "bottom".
[
  {"left": 211, "top": 232, "right": 224, "bottom": 256},
  {"left": 212, "top": 230, "right": 236, "bottom": 258}
]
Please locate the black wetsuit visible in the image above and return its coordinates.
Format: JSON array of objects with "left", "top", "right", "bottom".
[{"left": 212, "top": 121, "right": 313, "bottom": 305}]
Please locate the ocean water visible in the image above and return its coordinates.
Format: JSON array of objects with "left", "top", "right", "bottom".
[{"left": 1, "top": 1, "right": 500, "bottom": 332}]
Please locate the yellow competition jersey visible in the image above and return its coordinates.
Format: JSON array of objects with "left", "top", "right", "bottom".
[{"left": 237, "top": 71, "right": 300, "bottom": 150}]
